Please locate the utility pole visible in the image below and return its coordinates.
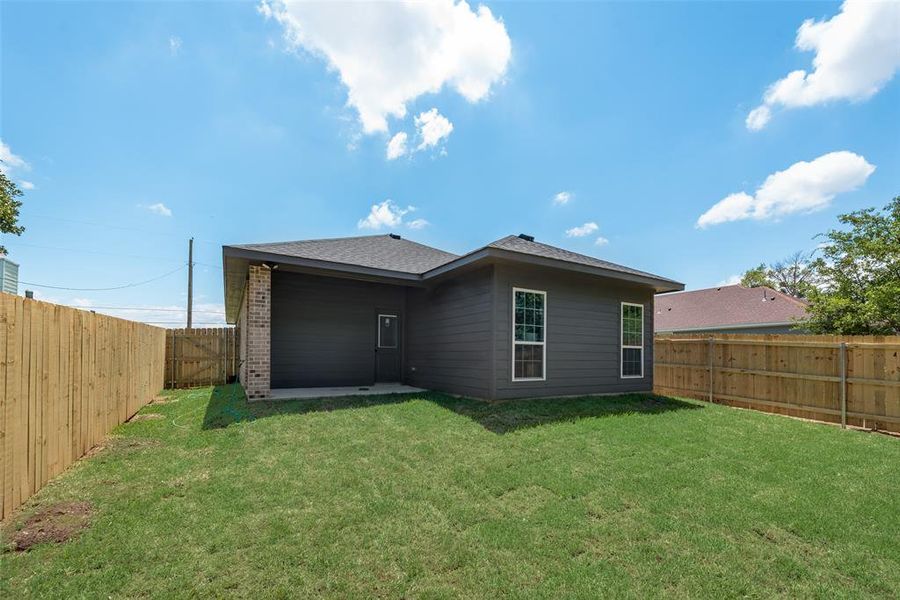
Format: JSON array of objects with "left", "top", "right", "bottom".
[{"left": 187, "top": 237, "right": 194, "bottom": 329}]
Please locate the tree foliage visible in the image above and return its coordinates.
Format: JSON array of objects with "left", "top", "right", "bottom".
[
  {"left": 739, "top": 252, "right": 817, "bottom": 298},
  {"left": 805, "top": 196, "right": 900, "bottom": 335},
  {"left": 740, "top": 264, "right": 774, "bottom": 289},
  {"left": 0, "top": 169, "right": 25, "bottom": 255}
]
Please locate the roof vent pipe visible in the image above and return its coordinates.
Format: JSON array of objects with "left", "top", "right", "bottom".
[
  {"left": 389, "top": 233, "right": 401, "bottom": 240},
  {"left": 518, "top": 233, "right": 535, "bottom": 242}
]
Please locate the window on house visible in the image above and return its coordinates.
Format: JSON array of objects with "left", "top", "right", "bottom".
[
  {"left": 513, "top": 288, "right": 546, "bottom": 381},
  {"left": 621, "top": 302, "right": 644, "bottom": 378}
]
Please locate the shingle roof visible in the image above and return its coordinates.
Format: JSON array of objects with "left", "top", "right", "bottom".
[
  {"left": 230, "top": 234, "right": 458, "bottom": 274},
  {"left": 654, "top": 285, "right": 809, "bottom": 331},
  {"left": 486, "top": 235, "right": 681, "bottom": 285}
]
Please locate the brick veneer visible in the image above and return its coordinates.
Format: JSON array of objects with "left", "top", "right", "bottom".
[{"left": 243, "top": 264, "right": 271, "bottom": 400}]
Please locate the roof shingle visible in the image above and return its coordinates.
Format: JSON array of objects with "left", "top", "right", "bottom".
[
  {"left": 231, "top": 234, "right": 458, "bottom": 274},
  {"left": 654, "top": 285, "right": 808, "bottom": 331}
]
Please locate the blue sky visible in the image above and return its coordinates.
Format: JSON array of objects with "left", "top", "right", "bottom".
[{"left": 1, "top": 1, "right": 898, "bottom": 326}]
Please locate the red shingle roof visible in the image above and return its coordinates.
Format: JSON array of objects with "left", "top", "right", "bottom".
[{"left": 654, "top": 285, "right": 808, "bottom": 332}]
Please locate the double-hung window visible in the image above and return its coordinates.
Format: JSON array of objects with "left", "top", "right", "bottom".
[
  {"left": 512, "top": 288, "right": 546, "bottom": 381},
  {"left": 621, "top": 302, "right": 644, "bottom": 378}
]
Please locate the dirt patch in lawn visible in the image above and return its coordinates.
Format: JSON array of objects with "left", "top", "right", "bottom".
[
  {"left": 8, "top": 501, "right": 94, "bottom": 551},
  {"left": 130, "top": 413, "right": 166, "bottom": 422},
  {"left": 84, "top": 437, "right": 162, "bottom": 459}
]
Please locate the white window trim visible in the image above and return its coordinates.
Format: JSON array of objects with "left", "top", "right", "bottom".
[
  {"left": 377, "top": 313, "right": 398, "bottom": 349},
  {"left": 511, "top": 287, "right": 547, "bottom": 382},
  {"left": 620, "top": 302, "right": 644, "bottom": 379}
]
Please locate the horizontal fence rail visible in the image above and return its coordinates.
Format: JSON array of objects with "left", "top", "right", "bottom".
[
  {"left": 654, "top": 333, "right": 900, "bottom": 433},
  {"left": 165, "top": 327, "right": 238, "bottom": 389},
  {"left": 0, "top": 293, "right": 166, "bottom": 520}
]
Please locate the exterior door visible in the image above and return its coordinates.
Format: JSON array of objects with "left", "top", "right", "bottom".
[{"left": 375, "top": 313, "right": 401, "bottom": 382}]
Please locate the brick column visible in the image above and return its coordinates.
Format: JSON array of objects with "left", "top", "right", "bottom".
[{"left": 244, "top": 264, "right": 271, "bottom": 400}]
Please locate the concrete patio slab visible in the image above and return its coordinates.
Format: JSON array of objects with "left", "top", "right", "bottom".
[{"left": 269, "top": 383, "right": 425, "bottom": 401}]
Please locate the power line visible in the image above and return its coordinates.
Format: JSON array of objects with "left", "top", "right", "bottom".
[
  {"left": 28, "top": 214, "right": 225, "bottom": 247},
  {"left": 74, "top": 305, "right": 225, "bottom": 314},
  {"left": 21, "top": 265, "right": 186, "bottom": 291},
  {"left": 4, "top": 241, "right": 184, "bottom": 263}
]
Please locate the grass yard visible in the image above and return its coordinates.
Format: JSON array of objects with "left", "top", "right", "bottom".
[{"left": 2, "top": 385, "right": 898, "bottom": 598}]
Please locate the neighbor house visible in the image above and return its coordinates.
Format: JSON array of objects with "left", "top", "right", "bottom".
[
  {"left": 654, "top": 284, "right": 808, "bottom": 335},
  {"left": 223, "top": 234, "right": 682, "bottom": 400}
]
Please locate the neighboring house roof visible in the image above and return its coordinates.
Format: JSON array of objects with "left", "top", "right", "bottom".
[
  {"left": 230, "top": 235, "right": 458, "bottom": 275},
  {"left": 654, "top": 285, "right": 808, "bottom": 332},
  {"left": 223, "top": 233, "right": 683, "bottom": 322}
]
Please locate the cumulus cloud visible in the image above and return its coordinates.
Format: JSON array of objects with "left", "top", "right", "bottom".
[
  {"left": 717, "top": 274, "right": 742, "bottom": 286},
  {"left": 697, "top": 151, "right": 875, "bottom": 228},
  {"left": 259, "top": 0, "right": 511, "bottom": 134},
  {"left": 19, "top": 180, "right": 35, "bottom": 190},
  {"left": 552, "top": 191, "right": 573, "bottom": 206},
  {"left": 0, "top": 139, "right": 29, "bottom": 173},
  {"left": 143, "top": 203, "right": 173, "bottom": 217},
  {"left": 386, "top": 132, "right": 408, "bottom": 160},
  {"left": 169, "top": 35, "right": 182, "bottom": 57},
  {"left": 747, "top": 0, "right": 900, "bottom": 130},
  {"left": 407, "top": 218, "right": 430, "bottom": 230},
  {"left": 358, "top": 199, "right": 412, "bottom": 229},
  {"left": 594, "top": 236, "right": 609, "bottom": 246},
  {"left": 565, "top": 222, "right": 599, "bottom": 238},
  {"left": 415, "top": 108, "right": 454, "bottom": 150}
]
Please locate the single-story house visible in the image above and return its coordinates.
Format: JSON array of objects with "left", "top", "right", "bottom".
[
  {"left": 654, "top": 284, "right": 808, "bottom": 335},
  {"left": 223, "top": 233, "right": 683, "bottom": 400}
]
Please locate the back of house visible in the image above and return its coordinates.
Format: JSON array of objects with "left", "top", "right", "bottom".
[{"left": 223, "top": 233, "right": 682, "bottom": 400}]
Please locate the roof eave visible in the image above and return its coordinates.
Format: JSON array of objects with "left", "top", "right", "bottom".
[
  {"left": 656, "top": 320, "right": 807, "bottom": 333},
  {"left": 424, "top": 247, "right": 684, "bottom": 292}
]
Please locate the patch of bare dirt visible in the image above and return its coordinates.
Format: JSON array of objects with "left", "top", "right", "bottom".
[
  {"left": 9, "top": 501, "right": 93, "bottom": 551},
  {"left": 83, "top": 437, "right": 161, "bottom": 458},
  {"left": 130, "top": 413, "right": 165, "bottom": 422}
]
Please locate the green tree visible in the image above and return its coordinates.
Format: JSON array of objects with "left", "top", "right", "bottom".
[
  {"left": 739, "top": 252, "right": 817, "bottom": 298},
  {"left": 740, "top": 263, "right": 774, "bottom": 289},
  {"left": 0, "top": 169, "right": 25, "bottom": 255},
  {"left": 806, "top": 196, "right": 900, "bottom": 335}
]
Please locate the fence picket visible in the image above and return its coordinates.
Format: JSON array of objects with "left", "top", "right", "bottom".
[{"left": 655, "top": 333, "right": 900, "bottom": 433}]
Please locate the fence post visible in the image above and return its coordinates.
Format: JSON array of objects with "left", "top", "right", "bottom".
[
  {"left": 708, "top": 336, "right": 714, "bottom": 403},
  {"left": 839, "top": 342, "right": 847, "bottom": 429}
]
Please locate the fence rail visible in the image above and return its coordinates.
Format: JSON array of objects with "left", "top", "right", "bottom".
[
  {"left": 0, "top": 293, "right": 166, "bottom": 520},
  {"left": 165, "top": 327, "right": 238, "bottom": 389},
  {"left": 654, "top": 333, "right": 900, "bottom": 433}
]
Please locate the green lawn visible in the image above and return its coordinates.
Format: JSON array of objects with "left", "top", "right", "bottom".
[{"left": 2, "top": 386, "right": 898, "bottom": 599}]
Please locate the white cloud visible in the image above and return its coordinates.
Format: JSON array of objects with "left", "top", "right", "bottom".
[
  {"left": 0, "top": 139, "right": 29, "bottom": 173},
  {"left": 259, "top": 0, "right": 511, "bottom": 134},
  {"left": 386, "top": 132, "right": 408, "bottom": 160},
  {"left": 745, "top": 106, "right": 771, "bottom": 131},
  {"left": 566, "top": 222, "right": 599, "bottom": 238},
  {"left": 594, "top": 236, "right": 609, "bottom": 246},
  {"left": 747, "top": 0, "right": 900, "bottom": 130},
  {"left": 717, "top": 274, "right": 742, "bottom": 286},
  {"left": 552, "top": 191, "right": 572, "bottom": 205},
  {"left": 407, "top": 218, "right": 430, "bottom": 230},
  {"left": 169, "top": 35, "right": 182, "bottom": 57},
  {"left": 144, "top": 202, "right": 173, "bottom": 217},
  {"left": 697, "top": 151, "right": 875, "bottom": 228},
  {"left": 358, "top": 199, "right": 412, "bottom": 229},
  {"left": 415, "top": 108, "right": 454, "bottom": 150},
  {"left": 19, "top": 180, "right": 35, "bottom": 190}
]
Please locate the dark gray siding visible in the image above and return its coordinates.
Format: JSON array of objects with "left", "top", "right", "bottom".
[
  {"left": 492, "top": 263, "right": 655, "bottom": 400},
  {"left": 270, "top": 271, "right": 405, "bottom": 388},
  {"left": 405, "top": 266, "right": 493, "bottom": 398}
]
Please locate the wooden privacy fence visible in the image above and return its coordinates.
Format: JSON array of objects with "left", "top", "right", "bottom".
[
  {"left": 165, "top": 327, "right": 238, "bottom": 389},
  {"left": 654, "top": 333, "right": 900, "bottom": 433},
  {"left": 0, "top": 293, "right": 166, "bottom": 520}
]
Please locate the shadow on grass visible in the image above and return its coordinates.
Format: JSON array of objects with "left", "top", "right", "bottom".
[{"left": 202, "top": 384, "right": 701, "bottom": 434}]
